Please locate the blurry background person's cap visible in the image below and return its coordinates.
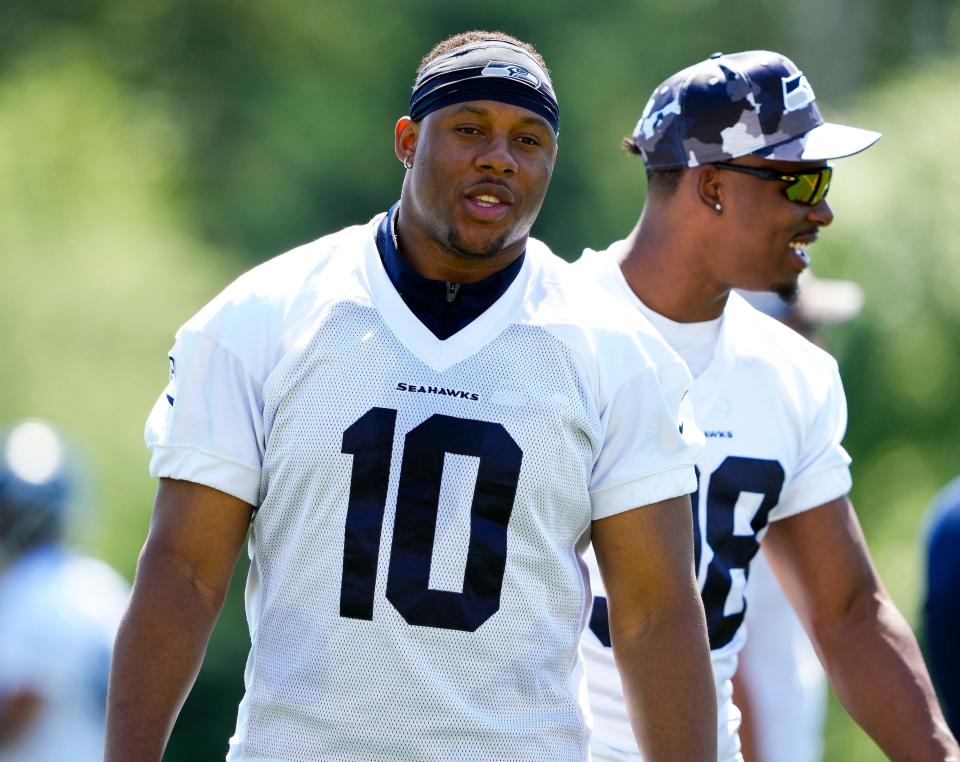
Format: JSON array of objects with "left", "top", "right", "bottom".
[
  {"left": 0, "top": 419, "right": 85, "bottom": 561},
  {"left": 739, "top": 271, "right": 864, "bottom": 331}
]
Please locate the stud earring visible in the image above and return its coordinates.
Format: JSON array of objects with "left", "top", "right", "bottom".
[{"left": 714, "top": 202, "right": 723, "bottom": 213}]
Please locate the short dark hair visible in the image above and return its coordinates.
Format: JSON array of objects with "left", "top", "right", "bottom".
[
  {"left": 621, "top": 136, "right": 686, "bottom": 197},
  {"left": 621, "top": 136, "right": 642, "bottom": 156},
  {"left": 646, "top": 168, "right": 685, "bottom": 197},
  {"left": 417, "top": 30, "right": 550, "bottom": 81}
]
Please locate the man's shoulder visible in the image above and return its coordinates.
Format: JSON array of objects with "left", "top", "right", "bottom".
[
  {"left": 525, "top": 239, "right": 681, "bottom": 365},
  {"left": 172, "top": 219, "right": 377, "bottom": 364},
  {"left": 521, "top": 239, "right": 689, "bottom": 403},
  {"left": 158, "top": 218, "right": 378, "bottom": 392},
  {"left": 192, "top": 221, "right": 371, "bottom": 324},
  {"left": 525, "top": 238, "right": 642, "bottom": 330}
]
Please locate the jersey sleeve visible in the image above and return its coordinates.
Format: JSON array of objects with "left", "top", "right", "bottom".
[
  {"left": 773, "top": 362, "right": 852, "bottom": 520},
  {"left": 145, "top": 329, "right": 265, "bottom": 506},
  {"left": 590, "top": 355, "right": 703, "bottom": 520}
]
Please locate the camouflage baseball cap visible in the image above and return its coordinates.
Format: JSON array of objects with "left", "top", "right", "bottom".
[{"left": 631, "top": 51, "right": 881, "bottom": 170}]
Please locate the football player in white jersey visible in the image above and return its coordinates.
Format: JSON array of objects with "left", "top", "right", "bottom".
[
  {"left": 576, "top": 51, "right": 959, "bottom": 762},
  {"left": 105, "top": 31, "right": 717, "bottom": 761},
  {"left": 0, "top": 420, "right": 130, "bottom": 762}
]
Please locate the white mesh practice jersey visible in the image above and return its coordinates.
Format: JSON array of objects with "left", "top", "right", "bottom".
[
  {"left": 0, "top": 547, "right": 130, "bottom": 762},
  {"left": 574, "top": 246, "right": 852, "bottom": 761},
  {"left": 144, "top": 217, "right": 703, "bottom": 762}
]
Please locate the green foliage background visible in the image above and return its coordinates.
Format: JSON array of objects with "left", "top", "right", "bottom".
[{"left": 2, "top": 1, "right": 958, "bottom": 759}]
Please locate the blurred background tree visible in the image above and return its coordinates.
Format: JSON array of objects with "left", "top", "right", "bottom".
[{"left": 1, "top": 1, "right": 958, "bottom": 759}]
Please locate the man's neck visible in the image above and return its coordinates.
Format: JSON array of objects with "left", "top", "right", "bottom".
[{"left": 618, "top": 210, "right": 731, "bottom": 323}]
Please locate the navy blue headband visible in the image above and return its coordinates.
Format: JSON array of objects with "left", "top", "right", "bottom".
[{"left": 410, "top": 41, "right": 560, "bottom": 134}]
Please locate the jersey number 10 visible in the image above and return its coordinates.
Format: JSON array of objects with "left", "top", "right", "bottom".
[{"left": 338, "top": 408, "right": 523, "bottom": 632}]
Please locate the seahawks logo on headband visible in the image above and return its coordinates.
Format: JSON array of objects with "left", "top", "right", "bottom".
[
  {"left": 481, "top": 62, "right": 541, "bottom": 89},
  {"left": 409, "top": 44, "right": 559, "bottom": 133}
]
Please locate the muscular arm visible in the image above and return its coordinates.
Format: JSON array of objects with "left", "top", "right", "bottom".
[
  {"left": 764, "top": 496, "right": 959, "bottom": 761},
  {"left": 104, "top": 478, "right": 253, "bottom": 762},
  {"left": 592, "top": 494, "right": 716, "bottom": 762}
]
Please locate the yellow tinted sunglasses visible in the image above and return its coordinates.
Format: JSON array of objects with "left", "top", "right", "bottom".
[{"left": 713, "top": 161, "right": 832, "bottom": 206}]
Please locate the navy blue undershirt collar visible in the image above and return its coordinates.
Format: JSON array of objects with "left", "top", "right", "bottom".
[{"left": 375, "top": 202, "right": 525, "bottom": 340}]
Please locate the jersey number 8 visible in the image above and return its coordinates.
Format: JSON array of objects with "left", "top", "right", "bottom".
[{"left": 591, "top": 456, "right": 784, "bottom": 650}]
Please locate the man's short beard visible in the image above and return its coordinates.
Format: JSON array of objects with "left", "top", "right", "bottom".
[
  {"left": 445, "top": 228, "right": 512, "bottom": 261},
  {"left": 773, "top": 281, "right": 800, "bottom": 306}
]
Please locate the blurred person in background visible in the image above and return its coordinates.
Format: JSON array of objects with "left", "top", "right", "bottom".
[
  {"left": 733, "top": 272, "right": 865, "bottom": 762},
  {"left": 924, "top": 475, "right": 960, "bottom": 740},
  {"left": 0, "top": 419, "right": 129, "bottom": 762},
  {"left": 574, "top": 49, "right": 959, "bottom": 761}
]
